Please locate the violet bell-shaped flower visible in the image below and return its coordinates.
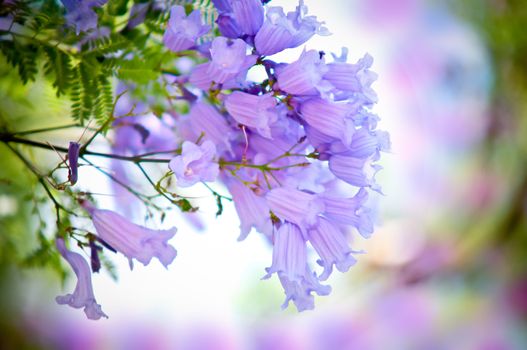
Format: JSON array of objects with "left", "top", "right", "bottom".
[
  {"left": 60, "top": 0, "right": 107, "bottom": 34},
  {"left": 169, "top": 140, "right": 219, "bottom": 187},
  {"left": 275, "top": 49, "right": 333, "bottom": 96},
  {"left": 163, "top": 5, "right": 210, "bottom": 52},
  {"left": 308, "top": 217, "right": 358, "bottom": 281},
  {"left": 225, "top": 91, "right": 279, "bottom": 138},
  {"left": 213, "top": 0, "right": 264, "bottom": 37},
  {"left": 67, "top": 141, "right": 80, "bottom": 185},
  {"left": 227, "top": 179, "right": 272, "bottom": 240},
  {"left": 266, "top": 187, "right": 325, "bottom": 231},
  {"left": 55, "top": 238, "right": 108, "bottom": 320},
  {"left": 263, "top": 222, "right": 331, "bottom": 311},
  {"left": 206, "top": 37, "right": 257, "bottom": 84},
  {"left": 81, "top": 201, "right": 177, "bottom": 269},
  {"left": 255, "top": 0, "right": 329, "bottom": 56}
]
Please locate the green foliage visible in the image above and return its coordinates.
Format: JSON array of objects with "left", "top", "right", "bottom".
[
  {"left": 43, "top": 46, "right": 73, "bottom": 97},
  {"left": 22, "top": 231, "right": 68, "bottom": 283},
  {"left": 0, "top": 40, "right": 39, "bottom": 84}
]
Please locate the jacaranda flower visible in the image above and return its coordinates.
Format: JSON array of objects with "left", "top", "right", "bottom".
[
  {"left": 169, "top": 140, "right": 219, "bottom": 187},
  {"left": 163, "top": 5, "right": 210, "bottom": 52},
  {"left": 67, "top": 141, "right": 80, "bottom": 185},
  {"left": 55, "top": 238, "right": 108, "bottom": 320},
  {"left": 225, "top": 91, "right": 278, "bottom": 138},
  {"left": 60, "top": 0, "right": 107, "bottom": 34},
  {"left": 81, "top": 201, "right": 178, "bottom": 269}
]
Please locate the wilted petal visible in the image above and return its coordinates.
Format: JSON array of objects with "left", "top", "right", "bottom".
[
  {"left": 68, "top": 141, "right": 80, "bottom": 185},
  {"left": 55, "top": 238, "right": 107, "bottom": 320},
  {"left": 308, "top": 217, "right": 357, "bottom": 280},
  {"left": 169, "top": 140, "right": 219, "bottom": 187},
  {"left": 82, "top": 202, "right": 177, "bottom": 269}
]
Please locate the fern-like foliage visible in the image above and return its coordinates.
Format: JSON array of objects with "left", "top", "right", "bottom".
[{"left": 43, "top": 46, "right": 73, "bottom": 97}]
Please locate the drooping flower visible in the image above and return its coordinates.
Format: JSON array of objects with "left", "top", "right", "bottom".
[
  {"left": 255, "top": 0, "right": 329, "bottom": 56},
  {"left": 275, "top": 49, "right": 333, "bottom": 96},
  {"left": 60, "top": 0, "right": 108, "bottom": 34},
  {"left": 163, "top": 5, "right": 210, "bottom": 52},
  {"left": 328, "top": 154, "right": 382, "bottom": 190},
  {"left": 169, "top": 140, "right": 219, "bottom": 187},
  {"left": 225, "top": 91, "right": 279, "bottom": 138},
  {"left": 81, "top": 201, "right": 177, "bottom": 269},
  {"left": 266, "top": 187, "right": 325, "bottom": 231},
  {"left": 263, "top": 222, "right": 331, "bottom": 311},
  {"left": 55, "top": 238, "right": 108, "bottom": 320},
  {"left": 213, "top": 0, "right": 264, "bottom": 37},
  {"left": 299, "top": 97, "right": 353, "bottom": 144},
  {"left": 308, "top": 217, "right": 358, "bottom": 280},
  {"left": 227, "top": 179, "right": 272, "bottom": 240},
  {"left": 67, "top": 141, "right": 80, "bottom": 185},
  {"left": 206, "top": 37, "right": 257, "bottom": 84}
]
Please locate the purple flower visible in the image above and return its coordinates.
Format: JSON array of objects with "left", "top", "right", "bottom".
[
  {"left": 263, "top": 222, "right": 331, "bottom": 311},
  {"left": 55, "top": 238, "right": 107, "bottom": 320},
  {"left": 163, "top": 5, "right": 210, "bottom": 52},
  {"left": 324, "top": 53, "right": 378, "bottom": 104},
  {"left": 60, "top": 0, "right": 107, "bottom": 34},
  {"left": 225, "top": 91, "right": 279, "bottom": 138},
  {"left": 206, "top": 37, "right": 257, "bottom": 84},
  {"left": 227, "top": 179, "right": 272, "bottom": 240},
  {"left": 275, "top": 50, "right": 333, "bottom": 96},
  {"left": 308, "top": 217, "right": 357, "bottom": 281},
  {"left": 328, "top": 155, "right": 382, "bottom": 190},
  {"left": 266, "top": 187, "right": 324, "bottom": 230},
  {"left": 214, "top": 0, "right": 264, "bottom": 37},
  {"left": 182, "top": 101, "right": 234, "bottom": 154},
  {"left": 67, "top": 141, "right": 80, "bottom": 185},
  {"left": 169, "top": 140, "right": 219, "bottom": 187},
  {"left": 255, "top": 1, "right": 329, "bottom": 56},
  {"left": 81, "top": 201, "right": 177, "bottom": 269},
  {"left": 322, "top": 188, "right": 374, "bottom": 238},
  {"left": 299, "top": 97, "right": 353, "bottom": 144}
]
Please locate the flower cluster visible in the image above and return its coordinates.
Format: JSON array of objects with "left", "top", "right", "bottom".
[
  {"left": 55, "top": 0, "right": 388, "bottom": 319},
  {"left": 154, "top": 0, "right": 388, "bottom": 311}
]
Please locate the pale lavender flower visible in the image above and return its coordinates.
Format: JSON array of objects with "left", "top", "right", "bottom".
[
  {"left": 183, "top": 101, "right": 234, "bottom": 153},
  {"left": 163, "top": 5, "right": 210, "bottom": 52},
  {"left": 255, "top": 1, "right": 329, "bottom": 56},
  {"left": 169, "top": 140, "right": 219, "bottom": 187},
  {"left": 308, "top": 217, "right": 357, "bottom": 280},
  {"left": 206, "top": 37, "right": 257, "bottom": 84},
  {"left": 335, "top": 127, "right": 390, "bottom": 159},
  {"left": 322, "top": 188, "right": 374, "bottom": 238},
  {"left": 60, "top": 0, "right": 107, "bottom": 34},
  {"left": 225, "top": 91, "right": 278, "bottom": 138},
  {"left": 214, "top": 0, "right": 264, "bottom": 37},
  {"left": 227, "top": 179, "right": 272, "bottom": 240},
  {"left": 81, "top": 201, "right": 177, "bottom": 269},
  {"left": 275, "top": 50, "right": 333, "bottom": 96},
  {"left": 324, "top": 53, "right": 378, "bottom": 104},
  {"left": 266, "top": 187, "right": 324, "bottom": 230},
  {"left": 55, "top": 238, "right": 107, "bottom": 320},
  {"left": 299, "top": 97, "right": 353, "bottom": 144},
  {"left": 67, "top": 141, "right": 80, "bottom": 185},
  {"left": 263, "top": 222, "right": 331, "bottom": 311},
  {"left": 329, "top": 155, "right": 382, "bottom": 190}
]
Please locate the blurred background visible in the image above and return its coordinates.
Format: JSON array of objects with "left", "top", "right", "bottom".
[{"left": 1, "top": 0, "right": 526, "bottom": 349}]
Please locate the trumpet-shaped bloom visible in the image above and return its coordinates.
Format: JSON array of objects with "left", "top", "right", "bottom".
[
  {"left": 308, "top": 217, "right": 357, "bottom": 280},
  {"left": 55, "top": 238, "right": 107, "bottom": 320},
  {"left": 225, "top": 91, "right": 278, "bottom": 138},
  {"left": 60, "top": 0, "right": 107, "bottom": 34},
  {"left": 169, "top": 140, "right": 219, "bottom": 187},
  {"left": 81, "top": 201, "right": 177, "bottom": 269},
  {"left": 266, "top": 187, "right": 325, "bottom": 230},
  {"left": 255, "top": 1, "right": 329, "bottom": 56},
  {"left": 163, "top": 5, "right": 210, "bottom": 52},
  {"left": 263, "top": 222, "right": 331, "bottom": 311}
]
